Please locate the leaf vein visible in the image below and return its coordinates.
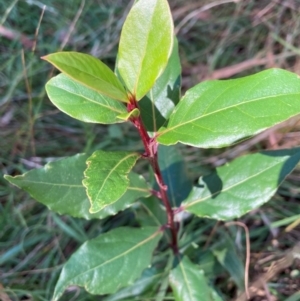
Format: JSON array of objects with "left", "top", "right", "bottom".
[
  {"left": 160, "top": 92, "right": 300, "bottom": 136},
  {"left": 184, "top": 158, "right": 286, "bottom": 209}
]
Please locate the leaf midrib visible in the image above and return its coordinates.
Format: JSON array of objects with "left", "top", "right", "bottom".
[
  {"left": 71, "top": 230, "right": 160, "bottom": 283},
  {"left": 9, "top": 179, "right": 82, "bottom": 188},
  {"left": 10, "top": 179, "right": 148, "bottom": 192},
  {"left": 179, "top": 259, "right": 195, "bottom": 300},
  {"left": 51, "top": 61, "right": 125, "bottom": 99},
  {"left": 133, "top": 1, "right": 157, "bottom": 95},
  {"left": 92, "top": 153, "right": 139, "bottom": 203},
  {"left": 184, "top": 157, "right": 288, "bottom": 209},
  {"left": 159, "top": 92, "right": 300, "bottom": 137},
  {"left": 50, "top": 82, "right": 125, "bottom": 114}
]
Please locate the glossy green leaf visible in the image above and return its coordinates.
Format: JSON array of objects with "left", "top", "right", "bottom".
[
  {"left": 99, "top": 172, "right": 150, "bottom": 217},
  {"left": 46, "top": 74, "right": 127, "bottom": 124},
  {"left": 157, "top": 69, "right": 300, "bottom": 148},
  {"left": 83, "top": 150, "right": 140, "bottom": 213},
  {"left": 137, "top": 196, "right": 167, "bottom": 227},
  {"left": 182, "top": 148, "right": 300, "bottom": 220},
  {"left": 104, "top": 267, "right": 163, "bottom": 301},
  {"left": 139, "top": 39, "right": 181, "bottom": 131},
  {"left": 42, "top": 52, "right": 128, "bottom": 102},
  {"left": 136, "top": 196, "right": 172, "bottom": 247},
  {"left": 4, "top": 154, "right": 150, "bottom": 220},
  {"left": 157, "top": 145, "right": 192, "bottom": 207},
  {"left": 53, "top": 227, "right": 162, "bottom": 300},
  {"left": 117, "top": 0, "right": 173, "bottom": 100},
  {"left": 169, "top": 256, "right": 223, "bottom": 301}
]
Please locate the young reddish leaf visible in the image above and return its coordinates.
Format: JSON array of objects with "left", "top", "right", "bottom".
[
  {"left": 53, "top": 227, "right": 162, "bottom": 300},
  {"left": 157, "top": 69, "right": 300, "bottom": 148},
  {"left": 83, "top": 150, "right": 140, "bottom": 213},
  {"left": 182, "top": 148, "right": 300, "bottom": 220},
  {"left": 46, "top": 74, "right": 127, "bottom": 124},
  {"left": 170, "top": 256, "right": 222, "bottom": 301},
  {"left": 117, "top": 0, "right": 174, "bottom": 100},
  {"left": 42, "top": 52, "right": 128, "bottom": 102},
  {"left": 4, "top": 154, "right": 150, "bottom": 220}
]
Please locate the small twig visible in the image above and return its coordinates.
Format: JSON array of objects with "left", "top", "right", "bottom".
[
  {"left": 59, "top": 0, "right": 85, "bottom": 51},
  {"left": 253, "top": 2, "right": 276, "bottom": 21},
  {"left": 225, "top": 221, "right": 251, "bottom": 300},
  {"left": 184, "top": 52, "right": 297, "bottom": 84},
  {"left": 175, "top": 0, "right": 240, "bottom": 35},
  {"left": 173, "top": 3, "right": 209, "bottom": 20},
  {"left": 273, "top": 0, "right": 297, "bottom": 10},
  {"left": 233, "top": 244, "right": 300, "bottom": 301},
  {"left": 46, "top": 0, "right": 85, "bottom": 81},
  {"left": 204, "top": 221, "right": 220, "bottom": 249},
  {"left": 32, "top": 5, "right": 46, "bottom": 53}
]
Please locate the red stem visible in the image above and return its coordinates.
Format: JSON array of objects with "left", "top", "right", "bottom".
[{"left": 127, "top": 96, "right": 178, "bottom": 254}]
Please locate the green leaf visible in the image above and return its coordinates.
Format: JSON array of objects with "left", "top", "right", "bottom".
[
  {"left": 169, "top": 256, "right": 223, "bottom": 301},
  {"left": 52, "top": 227, "right": 162, "bottom": 300},
  {"left": 136, "top": 196, "right": 167, "bottom": 228},
  {"left": 45, "top": 74, "right": 127, "bottom": 124},
  {"left": 196, "top": 251, "right": 223, "bottom": 280},
  {"left": 182, "top": 148, "right": 300, "bottom": 220},
  {"left": 83, "top": 150, "right": 140, "bottom": 213},
  {"left": 117, "top": 0, "right": 174, "bottom": 100},
  {"left": 4, "top": 154, "right": 150, "bottom": 220},
  {"left": 102, "top": 172, "right": 150, "bottom": 216},
  {"left": 212, "top": 233, "right": 245, "bottom": 290},
  {"left": 139, "top": 38, "right": 181, "bottom": 131},
  {"left": 42, "top": 52, "right": 128, "bottom": 102},
  {"left": 157, "top": 69, "right": 300, "bottom": 148},
  {"left": 103, "top": 267, "right": 163, "bottom": 301},
  {"left": 157, "top": 145, "right": 192, "bottom": 207},
  {"left": 117, "top": 108, "right": 140, "bottom": 121}
]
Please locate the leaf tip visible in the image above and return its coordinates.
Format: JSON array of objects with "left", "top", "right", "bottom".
[{"left": 3, "top": 174, "right": 15, "bottom": 184}]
